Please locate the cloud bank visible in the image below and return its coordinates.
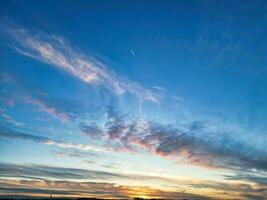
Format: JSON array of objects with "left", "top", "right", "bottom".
[
  {"left": 80, "top": 106, "right": 267, "bottom": 172},
  {"left": 1, "top": 163, "right": 266, "bottom": 200}
]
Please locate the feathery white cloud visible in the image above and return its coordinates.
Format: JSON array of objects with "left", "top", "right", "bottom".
[{"left": 8, "top": 28, "right": 162, "bottom": 103}]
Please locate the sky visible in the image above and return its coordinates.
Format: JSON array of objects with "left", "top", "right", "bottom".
[{"left": 0, "top": 0, "right": 267, "bottom": 199}]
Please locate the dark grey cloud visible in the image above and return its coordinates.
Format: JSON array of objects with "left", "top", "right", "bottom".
[
  {"left": 83, "top": 106, "right": 267, "bottom": 172},
  {"left": 153, "top": 127, "right": 267, "bottom": 171},
  {"left": 0, "top": 127, "right": 52, "bottom": 143},
  {"left": 80, "top": 122, "right": 104, "bottom": 139},
  {"left": 0, "top": 162, "right": 184, "bottom": 184},
  {"left": 0, "top": 127, "right": 106, "bottom": 152},
  {"left": 0, "top": 163, "right": 122, "bottom": 180},
  {"left": 225, "top": 172, "right": 267, "bottom": 187},
  {"left": 188, "top": 180, "right": 267, "bottom": 200},
  {"left": 105, "top": 105, "right": 128, "bottom": 140}
]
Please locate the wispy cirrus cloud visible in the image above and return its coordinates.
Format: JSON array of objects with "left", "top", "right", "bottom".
[
  {"left": 0, "top": 70, "right": 94, "bottom": 123},
  {"left": 0, "top": 127, "right": 107, "bottom": 153},
  {"left": 4, "top": 27, "right": 163, "bottom": 103},
  {"left": 23, "top": 96, "right": 70, "bottom": 123},
  {"left": 0, "top": 109, "right": 24, "bottom": 127},
  {"left": 51, "top": 149, "right": 98, "bottom": 159}
]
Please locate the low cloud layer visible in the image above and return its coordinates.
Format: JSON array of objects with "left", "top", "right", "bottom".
[
  {"left": 0, "top": 127, "right": 106, "bottom": 152},
  {"left": 0, "top": 163, "right": 266, "bottom": 200},
  {"left": 0, "top": 178, "right": 213, "bottom": 200}
]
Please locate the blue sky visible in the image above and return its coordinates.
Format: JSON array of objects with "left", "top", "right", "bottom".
[{"left": 1, "top": 0, "right": 267, "bottom": 199}]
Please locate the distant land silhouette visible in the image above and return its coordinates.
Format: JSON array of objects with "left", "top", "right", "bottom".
[{"left": 0, "top": 197, "right": 192, "bottom": 200}]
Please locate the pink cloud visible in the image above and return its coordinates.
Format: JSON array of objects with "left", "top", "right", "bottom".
[{"left": 24, "top": 97, "right": 70, "bottom": 123}]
